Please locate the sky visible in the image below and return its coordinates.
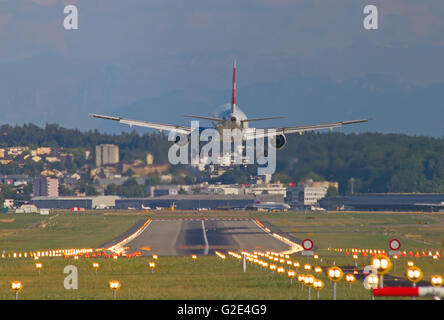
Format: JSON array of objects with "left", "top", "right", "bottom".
[{"left": 0, "top": 0, "right": 443, "bottom": 136}]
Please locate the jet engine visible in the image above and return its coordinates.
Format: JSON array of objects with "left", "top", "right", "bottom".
[
  {"left": 270, "top": 134, "right": 287, "bottom": 150},
  {"left": 173, "top": 133, "right": 190, "bottom": 147}
]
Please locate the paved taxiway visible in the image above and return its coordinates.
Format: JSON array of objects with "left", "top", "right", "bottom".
[{"left": 122, "top": 219, "right": 290, "bottom": 256}]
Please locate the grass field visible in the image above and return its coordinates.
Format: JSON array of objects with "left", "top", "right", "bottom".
[{"left": 0, "top": 209, "right": 443, "bottom": 300}]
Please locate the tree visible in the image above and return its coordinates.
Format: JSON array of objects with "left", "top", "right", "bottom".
[
  {"left": 59, "top": 185, "right": 75, "bottom": 196},
  {"left": 325, "top": 186, "right": 339, "bottom": 197}
]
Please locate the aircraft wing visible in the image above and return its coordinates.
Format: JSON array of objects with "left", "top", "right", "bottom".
[
  {"left": 244, "top": 119, "right": 370, "bottom": 139},
  {"left": 89, "top": 113, "right": 191, "bottom": 135}
]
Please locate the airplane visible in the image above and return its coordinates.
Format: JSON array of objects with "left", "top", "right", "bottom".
[
  {"left": 246, "top": 194, "right": 291, "bottom": 212},
  {"left": 90, "top": 60, "right": 370, "bottom": 150},
  {"left": 308, "top": 205, "right": 326, "bottom": 212},
  {"left": 141, "top": 204, "right": 151, "bottom": 210}
]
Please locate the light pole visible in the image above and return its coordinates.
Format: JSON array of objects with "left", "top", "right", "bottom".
[
  {"left": 345, "top": 274, "right": 356, "bottom": 289},
  {"left": 108, "top": 280, "right": 121, "bottom": 300},
  {"left": 371, "top": 254, "right": 392, "bottom": 288},
  {"left": 35, "top": 262, "right": 43, "bottom": 275},
  {"left": 149, "top": 261, "right": 156, "bottom": 273},
  {"left": 392, "top": 255, "right": 398, "bottom": 272},
  {"left": 92, "top": 262, "right": 100, "bottom": 275},
  {"left": 327, "top": 266, "right": 343, "bottom": 300},
  {"left": 287, "top": 270, "right": 296, "bottom": 284},
  {"left": 313, "top": 279, "right": 324, "bottom": 299},
  {"left": 363, "top": 274, "right": 379, "bottom": 300},
  {"left": 314, "top": 266, "right": 322, "bottom": 275},
  {"left": 406, "top": 266, "right": 423, "bottom": 300},
  {"left": 304, "top": 274, "right": 314, "bottom": 300},
  {"left": 11, "top": 281, "right": 22, "bottom": 300},
  {"left": 297, "top": 275, "right": 305, "bottom": 290},
  {"left": 352, "top": 254, "right": 358, "bottom": 267}
]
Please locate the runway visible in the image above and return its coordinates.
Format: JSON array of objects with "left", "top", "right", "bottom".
[{"left": 115, "top": 218, "right": 291, "bottom": 256}]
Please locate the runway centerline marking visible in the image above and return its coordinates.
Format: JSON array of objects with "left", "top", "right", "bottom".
[{"left": 201, "top": 220, "right": 209, "bottom": 255}]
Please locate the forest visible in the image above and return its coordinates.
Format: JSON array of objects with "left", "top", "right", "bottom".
[{"left": 0, "top": 123, "right": 443, "bottom": 194}]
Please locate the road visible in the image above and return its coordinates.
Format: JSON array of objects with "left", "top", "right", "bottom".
[{"left": 120, "top": 218, "right": 291, "bottom": 256}]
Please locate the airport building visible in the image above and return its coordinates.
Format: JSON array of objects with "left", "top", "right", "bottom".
[
  {"left": 149, "top": 185, "right": 179, "bottom": 197},
  {"left": 95, "top": 144, "right": 119, "bottom": 167},
  {"left": 286, "top": 185, "right": 329, "bottom": 208},
  {"left": 115, "top": 194, "right": 284, "bottom": 210},
  {"left": 319, "top": 194, "right": 444, "bottom": 212},
  {"left": 33, "top": 177, "right": 59, "bottom": 197},
  {"left": 31, "top": 195, "right": 120, "bottom": 210}
]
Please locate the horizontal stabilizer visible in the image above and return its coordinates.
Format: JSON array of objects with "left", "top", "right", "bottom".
[
  {"left": 182, "top": 115, "right": 224, "bottom": 122},
  {"left": 241, "top": 116, "right": 286, "bottom": 123}
]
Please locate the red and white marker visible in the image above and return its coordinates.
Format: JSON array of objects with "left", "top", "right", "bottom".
[
  {"left": 389, "top": 239, "right": 401, "bottom": 251},
  {"left": 302, "top": 239, "right": 314, "bottom": 251},
  {"left": 373, "top": 287, "right": 444, "bottom": 298}
]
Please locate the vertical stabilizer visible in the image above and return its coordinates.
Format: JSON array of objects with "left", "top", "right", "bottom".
[{"left": 231, "top": 60, "right": 237, "bottom": 113}]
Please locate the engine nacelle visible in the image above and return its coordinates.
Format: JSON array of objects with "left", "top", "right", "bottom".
[
  {"left": 173, "top": 133, "right": 190, "bottom": 147},
  {"left": 270, "top": 134, "right": 287, "bottom": 150}
]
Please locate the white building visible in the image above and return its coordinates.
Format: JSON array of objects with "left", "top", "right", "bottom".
[
  {"left": 33, "top": 177, "right": 59, "bottom": 197},
  {"left": 15, "top": 204, "right": 38, "bottom": 213},
  {"left": 3, "top": 199, "right": 14, "bottom": 208},
  {"left": 286, "top": 185, "right": 329, "bottom": 207},
  {"left": 95, "top": 144, "right": 119, "bottom": 167},
  {"left": 243, "top": 184, "right": 287, "bottom": 197}
]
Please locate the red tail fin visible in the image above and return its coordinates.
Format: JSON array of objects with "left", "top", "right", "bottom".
[{"left": 231, "top": 60, "right": 237, "bottom": 113}]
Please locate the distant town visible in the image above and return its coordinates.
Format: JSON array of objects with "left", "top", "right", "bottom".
[{"left": 0, "top": 124, "right": 443, "bottom": 213}]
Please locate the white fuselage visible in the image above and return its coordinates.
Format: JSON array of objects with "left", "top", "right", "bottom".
[
  {"left": 254, "top": 202, "right": 291, "bottom": 211},
  {"left": 213, "top": 103, "right": 248, "bottom": 134}
]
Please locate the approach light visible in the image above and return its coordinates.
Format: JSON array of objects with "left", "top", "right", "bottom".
[
  {"left": 313, "top": 279, "right": 324, "bottom": 291},
  {"left": 11, "top": 281, "right": 23, "bottom": 300},
  {"left": 93, "top": 262, "right": 100, "bottom": 273},
  {"left": 297, "top": 274, "right": 305, "bottom": 284},
  {"left": 314, "top": 266, "right": 322, "bottom": 274},
  {"left": 303, "top": 274, "right": 314, "bottom": 287},
  {"left": 406, "top": 266, "right": 423, "bottom": 283},
  {"left": 364, "top": 274, "right": 379, "bottom": 290},
  {"left": 345, "top": 274, "right": 356, "bottom": 286},
  {"left": 327, "top": 266, "right": 343, "bottom": 282},
  {"left": 430, "top": 275, "right": 443, "bottom": 287},
  {"left": 371, "top": 255, "right": 392, "bottom": 275},
  {"left": 108, "top": 280, "right": 120, "bottom": 300}
]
